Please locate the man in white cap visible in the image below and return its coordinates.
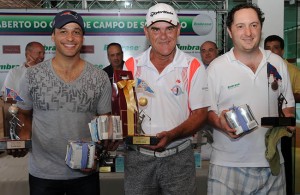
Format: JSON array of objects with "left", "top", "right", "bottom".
[
  {"left": 124, "top": 3, "right": 210, "bottom": 195},
  {"left": 13, "top": 10, "right": 112, "bottom": 195}
]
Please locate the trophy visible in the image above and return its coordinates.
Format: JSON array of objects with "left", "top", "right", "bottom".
[
  {"left": 125, "top": 96, "right": 160, "bottom": 145},
  {"left": 113, "top": 70, "right": 159, "bottom": 145},
  {"left": 0, "top": 104, "right": 31, "bottom": 150},
  {"left": 261, "top": 63, "right": 296, "bottom": 127},
  {"left": 261, "top": 93, "right": 296, "bottom": 126},
  {"left": 225, "top": 104, "right": 258, "bottom": 135}
]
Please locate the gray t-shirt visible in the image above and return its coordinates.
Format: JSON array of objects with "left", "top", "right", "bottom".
[{"left": 17, "top": 59, "right": 111, "bottom": 180}]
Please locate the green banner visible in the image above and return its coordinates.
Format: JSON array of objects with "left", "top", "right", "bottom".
[{"left": 0, "top": 13, "right": 203, "bottom": 36}]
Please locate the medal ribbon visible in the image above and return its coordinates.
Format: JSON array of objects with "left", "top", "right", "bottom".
[{"left": 117, "top": 80, "right": 137, "bottom": 136}]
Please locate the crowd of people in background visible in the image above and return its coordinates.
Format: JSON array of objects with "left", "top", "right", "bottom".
[{"left": 1, "top": 2, "right": 299, "bottom": 195}]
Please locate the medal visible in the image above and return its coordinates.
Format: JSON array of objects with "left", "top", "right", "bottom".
[{"left": 271, "top": 80, "right": 278, "bottom": 90}]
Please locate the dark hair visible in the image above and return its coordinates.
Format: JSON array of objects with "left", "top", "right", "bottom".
[
  {"left": 264, "top": 35, "right": 284, "bottom": 49},
  {"left": 107, "top": 42, "right": 123, "bottom": 54},
  {"left": 226, "top": 3, "right": 265, "bottom": 29}
]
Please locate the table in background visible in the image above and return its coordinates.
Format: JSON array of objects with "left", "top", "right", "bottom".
[{"left": 0, "top": 153, "right": 209, "bottom": 195}]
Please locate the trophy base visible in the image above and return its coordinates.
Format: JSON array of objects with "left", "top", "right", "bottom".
[
  {"left": 0, "top": 138, "right": 32, "bottom": 151},
  {"left": 125, "top": 135, "right": 160, "bottom": 145},
  {"left": 261, "top": 117, "right": 296, "bottom": 127}
]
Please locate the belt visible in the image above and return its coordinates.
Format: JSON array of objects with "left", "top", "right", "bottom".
[{"left": 128, "top": 140, "right": 191, "bottom": 158}]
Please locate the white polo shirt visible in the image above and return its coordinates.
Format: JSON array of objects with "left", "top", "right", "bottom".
[{"left": 125, "top": 46, "right": 210, "bottom": 148}]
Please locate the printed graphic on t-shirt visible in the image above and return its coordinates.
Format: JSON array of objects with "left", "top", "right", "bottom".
[{"left": 27, "top": 62, "right": 107, "bottom": 113}]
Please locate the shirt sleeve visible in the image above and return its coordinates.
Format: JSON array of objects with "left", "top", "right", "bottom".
[
  {"left": 16, "top": 71, "right": 33, "bottom": 111},
  {"left": 189, "top": 60, "right": 210, "bottom": 110},
  {"left": 97, "top": 72, "right": 112, "bottom": 115},
  {"left": 291, "top": 64, "right": 300, "bottom": 93}
]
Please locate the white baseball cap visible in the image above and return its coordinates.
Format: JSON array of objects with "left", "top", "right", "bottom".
[{"left": 145, "top": 3, "right": 179, "bottom": 27}]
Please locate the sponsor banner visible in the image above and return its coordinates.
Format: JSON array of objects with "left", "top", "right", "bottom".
[{"left": 0, "top": 9, "right": 216, "bottom": 87}]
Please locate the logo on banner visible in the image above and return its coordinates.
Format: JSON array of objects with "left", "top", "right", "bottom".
[{"left": 192, "top": 14, "right": 213, "bottom": 36}]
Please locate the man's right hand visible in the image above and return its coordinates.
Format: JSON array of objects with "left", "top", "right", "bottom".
[{"left": 219, "top": 110, "right": 240, "bottom": 139}]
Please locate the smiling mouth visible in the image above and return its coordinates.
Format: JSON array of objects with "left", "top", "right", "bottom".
[{"left": 64, "top": 44, "right": 76, "bottom": 47}]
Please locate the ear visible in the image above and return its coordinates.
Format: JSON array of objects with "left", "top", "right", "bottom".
[
  {"left": 144, "top": 27, "right": 149, "bottom": 40},
  {"left": 281, "top": 49, "right": 284, "bottom": 57},
  {"left": 227, "top": 27, "right": 232, "bottom": 39},
  {"left": 51, "top": 32, "right": 55, "bottom": 42},
  {"left": 176, "top": 24, "right": 181, "bottom": 37}
]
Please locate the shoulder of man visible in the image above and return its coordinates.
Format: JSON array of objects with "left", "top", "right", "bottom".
[{"left": 103, "top": 64, "right": 112, "bottom": 72}]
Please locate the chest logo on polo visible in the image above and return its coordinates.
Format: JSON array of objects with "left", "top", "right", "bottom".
[
  {"left": 171, "top": 79, "right": 184, "bottom": 96},
  {"left": 227, "top": 83, "right": 240, "bottom": 90},
  {"left": 171, "top": 80, "right": 184, "bottom": 96}
]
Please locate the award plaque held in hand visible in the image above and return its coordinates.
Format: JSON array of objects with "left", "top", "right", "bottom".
[
  {"left": 261, "top": 93, "right": 296, "bottom": 127},
  {"left": 0, "top": 104, "right": 31, "bottom": 150},
  {"left": 113, "top": 70, "right": 159, "bottom": 145}
]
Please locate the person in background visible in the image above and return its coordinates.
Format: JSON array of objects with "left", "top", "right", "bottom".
[
  {"left": 0, "top": 41, "right": 45, "bottom": 139},
  {"left": 1, "top": 41, "right": 45, "bottom": 98},
  {"left": 200, "top": 41, "right": 218, "bottom": 69},
  {"left": 207, "top": 3, "right": 295, "bottom": 195},
  {"left": 103, "top": 42, "right": 124, "bottom": 84},
  {"left": 124, "top": 3, "right": 210, "bottom": 195},
  {"left": 12, "top": 10, "right": 112, "bottom": 195},
  {"left": 264, "top": 34, "right": 300, "bottom": 195},
  {"left": 198, "top": 41, "right": 218, "bottom": 160},
  {"left": 264, "top": 35, "right": 300, "bottom": 103}
]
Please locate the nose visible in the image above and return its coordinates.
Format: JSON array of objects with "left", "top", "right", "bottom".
[
  {"left": 65, "top": 32, "right": 75, "bottom": 40},
  {"left": 244, "top": 27, "right": 251, "bottom": 36},
  {"left": 159, "top": 29, "right": 168, "bottom": 39}
]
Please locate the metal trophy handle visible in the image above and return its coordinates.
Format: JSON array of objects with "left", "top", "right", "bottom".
[{"left": 8, "top": 104, "right": 24, "bottom": 140}]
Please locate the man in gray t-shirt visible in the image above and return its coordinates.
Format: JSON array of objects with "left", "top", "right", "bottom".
[{"left": 12, "top": 10, "right": 112, "bottom": 195}]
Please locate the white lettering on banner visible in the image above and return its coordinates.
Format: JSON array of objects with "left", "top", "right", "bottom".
[
  {"left": 0, "top": 21, "right": 31, "bottom": 28},
  {"left": 0, "top": 10, "right": 217, "bottom": 89},
  {"left": 127, "top": 22, "right": 138, "bottom": 28},
  {"left": 140, "top": 21, "right": 146, "bottom": 28},
  {"left": 93, "top": 21, "right": 125, "bottom": 29},
  {"left": 85, "top": 21, "right": 91, "bottom": 28},
  {"left": 33, "top": 21, "right": 47, "bottom": 28}
]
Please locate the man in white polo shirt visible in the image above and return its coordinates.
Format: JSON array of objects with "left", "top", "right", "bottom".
[
  {"left": 124, "top": 3, "right": 210, "bottom": 195},
  {"left": 206, "top": 3, "right": 295, "bottom": 194}
]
